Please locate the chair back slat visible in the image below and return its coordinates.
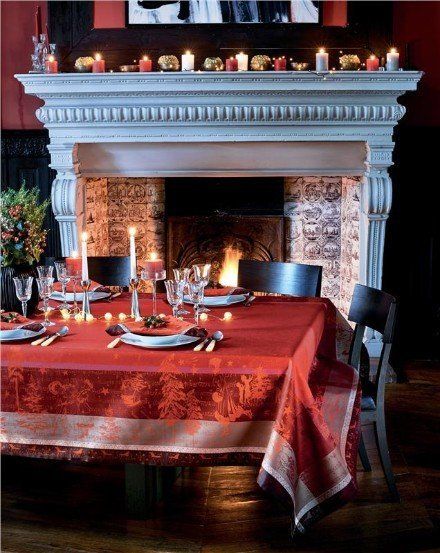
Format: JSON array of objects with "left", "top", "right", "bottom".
[
  {"left": 348, "top": 284, "right": 397, "bottom": 342},
  {"left": 86, "top": 256, "right": 131, "bottom": 287},
  {"left": 237, "top": 259, "right": 322, "bottom": 297}
]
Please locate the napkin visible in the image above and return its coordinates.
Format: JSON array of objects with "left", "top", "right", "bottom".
[
  {"left": 0, "top": 312, "right": 43, "bottom": 332},
  {"left": 53, "top": 280, "right": 108, "bottom": 293},
  {"left": 106, "top": 318, "right": 207, "bottom": 339},
  {"left": 204, "top": 287, "right": 248, "bottom": 297}
]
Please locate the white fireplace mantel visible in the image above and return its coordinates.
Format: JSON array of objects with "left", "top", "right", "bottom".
[{"left": 16, "top": 70, "right": 422, "bottom": 353}]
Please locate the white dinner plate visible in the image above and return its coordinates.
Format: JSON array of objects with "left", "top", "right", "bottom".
[
  {"left": 183, "top": 294, "right": 247, "bottom": 307},
  {"left": 121, "top": 332, "right": 199, "bottom": 349},
  {"left": 0, "top": 326, "right": 46, "bottom": 342},
  {"left": 50, "top": 291, "right": 111, "bottom": 303}
]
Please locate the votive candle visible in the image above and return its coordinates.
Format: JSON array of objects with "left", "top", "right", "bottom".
[
  {"left": 45, "top": 55, "right": 58, "bottom": 73},
  {"left": 66, "top": 250, "right": 81, "bottom": 275},
  {"left": 316, "top": 48, "right": 329, "bottom": 72},
  {"left": 128, "top": 227, "right": 137, "bottom": 279},
  {"left": 81, "top": 231, "right": 89, "bottom": 281},
  {"left": 366, "top": 55, "right": 379, "bottom": 71},
  {"left": 144, "top": 252, "right": 164, "bottom": 279},
  {"left": 181, "top": 51, "right": 194, "bottom": 71},
  {"left": 92, "top": 53, "right": 105, "bottom": 73},
  {"left": 225, "top": 57, "right": 238, "bottom": 71},
  {"left": 386, "top": 48, "right": 399, "bottom": 71},
  {"left": 236, "top": 52, "right": 248, "bottom": 71},
  {"left": 139, "top": 55, "right": 152, "bottom": 72}
]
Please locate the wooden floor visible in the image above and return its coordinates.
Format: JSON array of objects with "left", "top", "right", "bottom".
[{"left": 2, "top": 362, "right": 439, "bottom": 552}]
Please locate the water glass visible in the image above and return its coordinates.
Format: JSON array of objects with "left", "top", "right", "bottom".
[
  {"left": 36, "top": 277, "right": 55, "bottom": 327},
  {"left": 193, "top": 264, "right": 211, "bottom": 313},
  {"left": 13, "top": 276, "right": 34, "bottom": 318},
  {"left": 164, "top": 280, "right": 184, "bottom": 318},
  {"left": 54, "top": 261, "right": 71, "bottom": 310},
  {"left": 187, "top": 281, "right": 205, "bottom": 326},
  {"left": 172, "top": 268, "right": 191, "bottom": 315}
]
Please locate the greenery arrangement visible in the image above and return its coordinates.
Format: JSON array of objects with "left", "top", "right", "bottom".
[
  {"left": 143, "top": 314, "right": 167, "bottom": 329},
  {"left": 1, "top": 184, "right": 50, "bottom": 267}
]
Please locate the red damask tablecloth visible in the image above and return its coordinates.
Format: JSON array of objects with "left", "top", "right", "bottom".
[{"left": 1, "top": 294, "right": 360, "bottom": 533}]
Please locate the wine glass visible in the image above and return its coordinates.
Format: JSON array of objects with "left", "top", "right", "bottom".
[
  {"left": 66, "top": 264, "right": 81, "bottom": 314},
  {"left": 54, "top": 261, "right": 71, "bottom": 310},
  {"left": 13, "top": 276, "right": 34, "bottom": 318},
  {"left": 172, "top": 267, "right": 191, "bottom": 315},
  {"left": 36, "top": 277, "right": 55, "bottom": 327},
  {"left": 193, "top": 263, "right": 211, "bottom": 313},
  {"left": 187, "top": 281, "right": 205, "bottom": 326},
  {"left": 37, "top": 265, "right": 53, "bottom": 278},
  {"left": 164, "top": 280, "right": 184, "bottom": 318}
]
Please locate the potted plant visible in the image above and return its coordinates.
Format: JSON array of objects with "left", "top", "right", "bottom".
[{"left": 1, "top": 184, "right": 50, "bottom": 314}]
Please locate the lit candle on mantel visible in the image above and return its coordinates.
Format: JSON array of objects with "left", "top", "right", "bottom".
[
  {"left": 139, "top": 55, "right": 152, "bottom": 72},
  {"left": 274, "top": 57, "right": 287, "bottom": 71},
  {"left": 144, "top": 252, "right": 164, "bottom": 279},
  {"left": 45, "top": 55, "right": 58, "bottom": 73},
  {"left": 92, "top": 53, "right": 105, "bottom": 73},
  {"left": 66, "top": 250, "right": 81, "bottom": 275},
  {"left": 81, "top": 232, "right": 89, "bottom": 281},
  {"left": 316, "top": 48, "right": 329, "bottom": 72},
  {"left": 225, "top": 57, "right": 238, "bottom": 71},
  {"left": 366, "top": 54, "right": 379, "bottom": 71},
  {"left": 236, "top": 52, "right": 248, "bottom": 71},
  {"left": 386, "top": 48, "right": 399, "bottom": 71},
  {"left": 181, "top": 51, "right": 194, "bottom": 71},
  {"left": 128, "top": 227, "right": 137, "bottom": 279}
]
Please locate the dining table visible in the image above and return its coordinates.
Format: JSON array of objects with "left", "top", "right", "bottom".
[{"left": 1, "top": 293, "right": 360, "bottom": 534}]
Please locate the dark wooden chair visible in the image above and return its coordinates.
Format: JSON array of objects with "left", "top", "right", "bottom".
[
  {"left": 348, "top": 283, "right": 400, "bottom": 501},
  {"left": 237, "top": 259, "right": 322, "bottom": 297},
  {"left": 86, "top": 256, "right": 131, "bottom": 287}
]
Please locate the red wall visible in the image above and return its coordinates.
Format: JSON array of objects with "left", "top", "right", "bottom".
[{"left": 1, "top": 1, "right": 47, "bottom": 129}]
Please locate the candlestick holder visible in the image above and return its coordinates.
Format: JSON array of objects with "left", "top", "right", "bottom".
[
  {"left": 130, "top": 278, "right": 141, "bottom": 320},
  {"left": 141, "top": 269, "right": 166, "bottom": 316},
  {"left": 81, "top": 279, "right": 92, "bottom": 321}
]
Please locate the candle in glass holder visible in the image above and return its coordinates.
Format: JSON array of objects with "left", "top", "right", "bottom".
[
  {"left": 236, "top": 52, "right": 248, "bottom": 71},
  {"left": 92, "top": 53, "right": 105, "bottom": 73},
  {"left": 181, "top": 51, "right": 194, "bottom": 71},
  {"left": 274, "top": 57, "right": 287, "bottom": 71},
  {"left": 45, "top": 54, "right": 58, "bottom": 73},
  {"left": 386, "top": 48, "right": 399, "bottom": 71},
  {"left": 66, "top": 250, "right": 81, "bottom": 274},
  {"left": 366, "top": 54, "right": 379, "bottom": 71},
  {"left": 81, "top": 232, "right": 89, "bottom": 281},
  {"left": 316, "top": 48, "right": 329, "bottom": 72},
  {"left": 144, "top": 252, "right": 164, "bottom": 279},
  {"left": 139, "top": 55, "right": 152, "bottom": 72},
  {"left": 225, "top": 57, "right": 238, "bottom": 71},
  {"left": 128, "top": 227, "right": 137, "bottom": 279}
]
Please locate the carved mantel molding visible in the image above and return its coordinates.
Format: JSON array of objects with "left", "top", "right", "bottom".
[{"left": 16, "top": 71, "right": 422, "bottom": 352}]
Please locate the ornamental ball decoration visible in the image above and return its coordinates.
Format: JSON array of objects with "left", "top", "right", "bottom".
[
  {"left": 202, "top": 57, "right": 224, "bottom": 71},
  {"left": 74, "top": 56, "right": 95, "bottom": 72},
  {"left": 250, "top": 54, "right": 272, "bottom": 71},
  {"left": 157, "top": 55, "right": 180, "bottom": 71}
]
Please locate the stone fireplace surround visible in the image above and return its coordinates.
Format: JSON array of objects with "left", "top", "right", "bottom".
[{"left": 15, "top": 71, "right": 422, "bottom": 354}]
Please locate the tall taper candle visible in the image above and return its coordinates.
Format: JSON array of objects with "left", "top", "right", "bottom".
[
  {"left": 81, "top": 232, "right": 89, "bottom": 281},
  {"left": 316, "top": 48, "right": 329, "bottom": 72},
  {"left": 128, "top": 227, "right": 137, "bottom": 279}
]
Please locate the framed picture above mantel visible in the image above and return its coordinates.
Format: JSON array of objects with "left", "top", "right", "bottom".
[{"left": 126, "top": 0, "right": 321, "bottom": 26}]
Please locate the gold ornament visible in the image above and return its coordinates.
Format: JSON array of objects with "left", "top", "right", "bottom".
[
  {"left": 339, "top": 54, "right": 361, "bottom": 70},
  {"left": 74, "top": 56, "right": 95, "bottom": 72},
  {"left": 157, "top": 55, "right": 180, "bottom": 71},
  {"left": 202, "top": 57, "right": 224, "bottom": 71},
  {"left": 250, "top": 54, "right": 271, "bottom": 71}
]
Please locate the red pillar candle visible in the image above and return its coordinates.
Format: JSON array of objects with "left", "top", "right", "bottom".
[
  {"left": 66, "top": 251, "right": 81, "bottom": 276},
  {"left": 225, "top": 57, "right": 238, "bottom": 71},
  {"left": 45, "top": 55, "right": 58, "bottom": 73},
  {"left": 366, "top": 55, "right": 379, "bottom": 71},
  {"left": 144, "top": 252, "right": 164, "bottom": 279},
  {"left": 92, "top": 53, "right": 106, "bottom": 73},
  {"left": 139, "top": 56, "right": 152, "bottom": 72},
  {"left": 274, "top": 57, "right": 287, "bottom": 71}
]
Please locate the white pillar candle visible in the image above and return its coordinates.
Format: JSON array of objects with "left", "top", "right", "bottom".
[
  {"left": 181, "top": 51, "right": 194, "bottom": 71},
  {"left": 386, "top": 48, "right": 399, "bottom": 71},
  {"left": 81, "top": 231, "right": 89, "bottom": 281},
  {"left": 236, "top": 52, "right": 248, "bottom": 71},
  {"left": 316, "top": 48, "right": 329, "bottom": 72},
  {"left": 128, "top": 227, "right": 137, "bottom": 279}
]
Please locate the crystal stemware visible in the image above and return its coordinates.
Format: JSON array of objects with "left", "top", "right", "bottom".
[
  {"left": 172, "top": 267, "right": 191, "bottom": 315},
  {"left": 37, "top": 265, "right": 53, "bottom": 278},
  {"left": 193, "top": 263, "right": 211, "bottom": 313},
  {"left": 54, "top": 261, "right": 71, "bottom": 310},
  {"left": 66, "top": 264, "right": 81, "bottom": 314},
  {"left": 13, "top": 276, "right": 34, "bottom": 318},
  {"left": 187, "top": 281, "right": 205, "bottom": 326},
  {"left": 36, "top": 277, "right": 55, "bottom": 327},
  {"left": 164, "top": 280, "right": 184, "bottom": 318}
]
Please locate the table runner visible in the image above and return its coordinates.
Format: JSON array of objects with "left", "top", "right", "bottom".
[{"left": 1, "top": 295, "right": 359, "bottom": 533}]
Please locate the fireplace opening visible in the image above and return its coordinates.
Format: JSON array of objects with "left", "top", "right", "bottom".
[{"left": 166, "top": 177, "right": 285, "bottom": 285}]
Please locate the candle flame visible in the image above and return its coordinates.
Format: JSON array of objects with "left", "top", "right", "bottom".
[
  {"left": 150, "top": 252, "right": 158, "bottom": 261},
  {"left": 95, "top": 53, "right": 101, "bottom": 61},
  {"left": 81, "top": 231, "right": 88, "bottom": 241},
  {"left": 71, "top": 250, "right": 79, "bottom": 258},
  {"left": 143, "top": 55, "right": 149, "bottom": 61},
  {"left": 128, "top": 226, "right": 136, "bottom": 236},
  {"left": 319, "top": 48, "right": 325, "bottom": 54},
  {"left": 370, "top": 55, "right": 376, "bottom": 60},
  {"left": 390, "top": 48, "right": 397, "bottom": 54},
  {"left": 185, "top": 50, "right": 191, "bottom": 55},
  {"left": 48, "top": 55, "right": 55, "bottom": 62}
]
